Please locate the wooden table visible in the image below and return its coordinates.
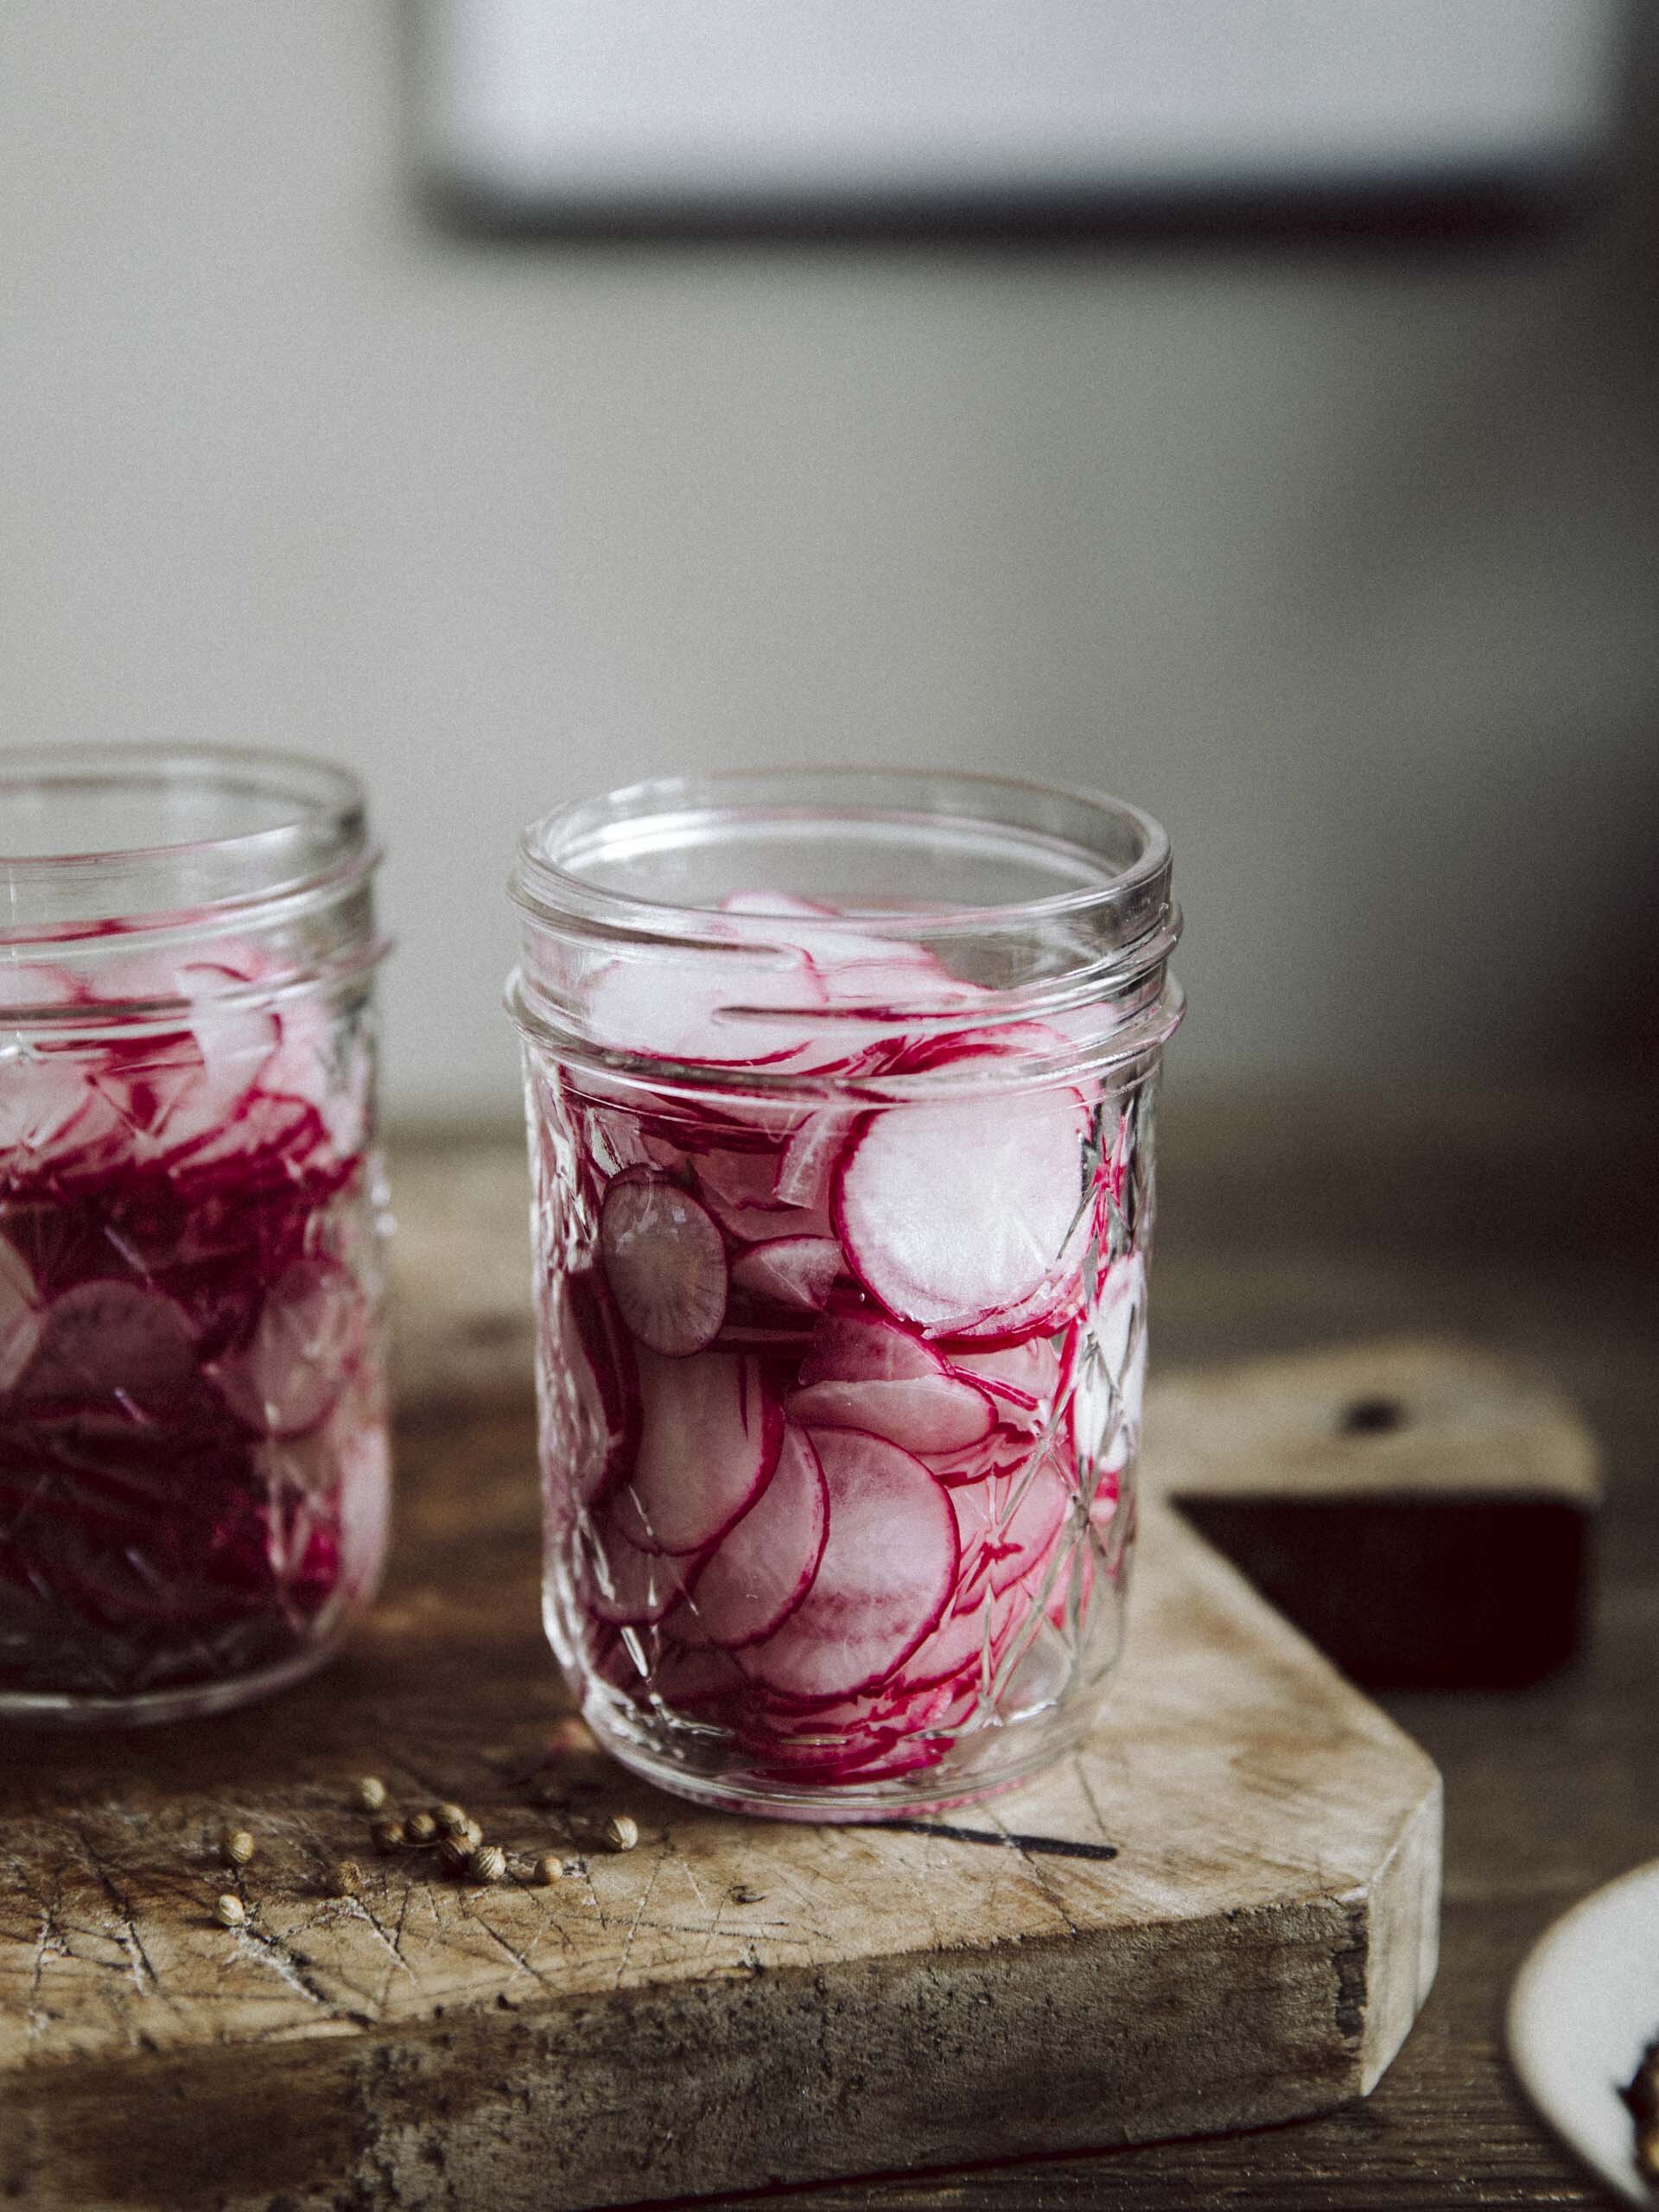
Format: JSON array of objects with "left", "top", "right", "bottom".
[
  {"left": 13, "top": 1084, "right": 1659, "bottom": 2208},
  {"left": 383, "top": 1079, "right": 1659, "bottom": 2209}
]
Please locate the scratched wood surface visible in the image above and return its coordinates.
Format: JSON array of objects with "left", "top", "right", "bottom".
[{"left": 10, "top": 1084, "right": 1654, "bottom": 2212}]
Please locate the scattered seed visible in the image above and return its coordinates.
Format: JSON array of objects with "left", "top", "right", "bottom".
[
  {"left": 729, "top": 1884, "right": 766, "bottom": 1904},
  {"left": 604, "top": 1815, "right": 639, "bottom": 1853},
  {"left": 372, "top": 1818, "right": 407, "bottom": 1853},
  {"left": 220, "top": 1828, "right": 257, "bottom": 1868},
  {"left": 459, "top": 1817, "right": 484, "bottom": 1849},
  {"left": 331, "top": 1859, "right": 365, "bottom": 1898},
  {"left": 438, "top": 1835, "right": 472, "bottom": 1873},
  {"left": 434, "top": 1802, "right": 469, "bottom": 1835},
  {"left": 354, "top": 1776, "right": 388, "bottom": 1814},
  {"left": 406, "top": 1811, "right": 439, "bottom": 1846},
  {"left": 213, "top": 1893, "right": 246, "bottom": 1929},
  {"left": 533, "top": 1853, "right": 566, "bottom": 1886},
  {"left": 469, "top": 1845, "right": 507, "bottom": 1885}
]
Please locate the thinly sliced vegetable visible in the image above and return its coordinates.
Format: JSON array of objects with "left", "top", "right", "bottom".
[
  {"left": 740, "top": 1427, "right": 957, "bottom": 1701},
  {"left": 614, "top": 1350, "right": 783, "bottom": 1556},
  {"left": 670, "top": 1425, "right": 828, "bottom": 1649},
  {"left": 600, "top": 1172, "right": 728, "bottom": 1357}
]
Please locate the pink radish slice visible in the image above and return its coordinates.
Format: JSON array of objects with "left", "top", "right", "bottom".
[
  {"left": 613, "top": 1349, "right": 783, "bottom": 1555},
  {"left": 730, "top": 1236, "right": 842, "bottom": 1315},
  {"left": 739, "top": 1427, "right": 957, "bottom": 1701},
  {"left": 798, "top": 1308, "right": 947, "bottom": 1387},
  {"left": 944, "top": 1337, "right": 1061, "bottom": 1428},
  {"left": 600, "top": 1173, "right": 728, "bottom": 1357},
  {"left": 833, "top": 1085, "right": 1089, "bottom": 1335},
  {"left": 691, "top": 1145, "right": 783, "bottom": 1215},
  {"left": 0, "top": 1236, "right": 41, "bottom": 1392},
  {"left": 21, "top": 1281, "right": 199, "bottom": 1416},
  {"left": 774, "top": 1111, "right": 846, "bottom": 1211},
  {"left": 784, "top": 1373, "right": 995, "bottom": 1458},
  {"left": 950, "top": 1450, "right": 1074, "bottom": 1599},
  {"left": 588, "top": 947, "right": 828, "bottom": 1068},
  {"left": 211, "top": 1261, "right": 365, "bottom": 1438},
  {"left": 582, "top": 1508, "right": 692, "bottom": 1627},
  {"left": 670, "top": 1425, "right": 829, "bottom": 1649},
  {"left": 695, "top": 1173, "right": 834, "bottom": 1247}
]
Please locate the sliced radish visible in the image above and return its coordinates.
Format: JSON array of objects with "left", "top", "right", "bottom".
[
  {"left": 669, "top": 1425, "right": 828, "bottom": 1649},
  {"left": 0, "top": 1236, "right": 42, "bottom": 1392},
  {"left": 739, "top": 1427, "right": 957, "bottom": 1701},
  {"left": 944, "top": 1336, "right": 1062, "bottom": 1431},
  {"left": 798, "top": 1308, "right": 947, "bottom": 1387},
  {"left": 950, "top": 1449, "right": 1075, "bottom": 1599},
  {"left": 22, "top": 1281, "right": 200, "bottom": 1417},
  {"left": 784, "top": 1373, "right": 995, "bottom": 1458},
  {"left": 557, "top": 1274, "right": 639, "bottom": 1507},
  {"left": 588, "top": 946, "right": 828, "bottom": 1068},
  {"left": 833, "top": 1085, "right": 1089, "bottom": 1335},
  {"left": 613, "top": 1349, "right": 782, "bottom": 1555},
  {"left": 774, "top": 1110, "right": 847, "bottom": 1211},
  {"left": 600, "top": 1172, "right": 728, "bottom": 1357},
  {"left": 210, "top": 1260, "right": 365, "bottom": 1438},
  {"left": 729, "top": 1236, "right": 842, "bottom": 1315},
  {"left": 582, "top": 1507, "right": 694, "bottom": 1627}
]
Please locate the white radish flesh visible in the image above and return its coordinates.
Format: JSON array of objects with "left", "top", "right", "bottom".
[
  {"left": 783, "top": 1373, "right": 995, "bottom": 1458},
  {"left": 600, "top": 1173, "right": 728, "bottom": 1357},
  {"left": 212, "top": 1260, "right": 365, "bottom": 1438},
  {"left": 833, "top": 1088, "right": 1089, "bottom": 1334},
  {"left": 614, "top": 1349, "right": 782, "bottom": 1556},
  {"left": 729, "top": 1236, "right": 842, "bottom": 1314},
  {"left": 671, "top": 1425, "right": 828, "bottom": 1649},
  {"left": 740, "top": 1427, "right": 957, "bottom": 1701}
]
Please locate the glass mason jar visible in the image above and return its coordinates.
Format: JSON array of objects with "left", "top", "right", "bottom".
[
  {"left": 0, "top": 746, "right": 391, "bottom": 1727},
  {"left": 508, "top": 769, "right": 1181, "bottom": 1820}
]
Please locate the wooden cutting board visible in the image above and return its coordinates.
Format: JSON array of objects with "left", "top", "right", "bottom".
[{"left": 0, "top": 1147, "right": 1598, "bottom": 2212}]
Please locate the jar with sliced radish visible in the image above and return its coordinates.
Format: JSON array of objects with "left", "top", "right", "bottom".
[
  {"left": 511, "top": 768, "right": 1181, "bottom": 1817},
  {"left": 0, "top": 747, "right": 391, "bottom": 1725}
]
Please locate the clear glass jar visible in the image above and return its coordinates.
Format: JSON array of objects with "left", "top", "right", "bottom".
[
  {"left": 508, "top": 768, "right": 1182, "bottom": 1820},
  {"left": 0, "top": 746, "right": 391, "bottom": 1727}
]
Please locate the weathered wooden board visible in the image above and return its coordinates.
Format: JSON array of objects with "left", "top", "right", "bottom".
[{"left": 7, "top": 1138, "right": 1600, "bottom": 2212}]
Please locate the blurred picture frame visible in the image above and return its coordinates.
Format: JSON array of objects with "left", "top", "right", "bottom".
[{"left": 416, "top": 0, "right": 1630, "bottom": 237}]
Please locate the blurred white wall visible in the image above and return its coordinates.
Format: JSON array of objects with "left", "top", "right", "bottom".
[{"left": 2, "top": 4, "right": 1655, "bottom": 1119}]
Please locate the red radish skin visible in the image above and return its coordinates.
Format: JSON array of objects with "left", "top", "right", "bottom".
[
  {"left": 613, "top": 1350, "right": 783, "bottom": 1556},
  {"left": 600, "top": 1173, "right": 729, "bottom": 1357},
  {"left": 740, "top": 1427, "right": 957, "bottom": 1702},
  {"left": 668, "top": 1425, "right": 829, "bottom": 1649}
]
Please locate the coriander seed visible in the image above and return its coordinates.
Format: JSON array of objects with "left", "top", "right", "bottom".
[
  {"left": 434, "top": 1802, "right": 468, "bottom": 1835},
  {"left": 354, "top": 1776, "right": 388, "bottom": 1814},
  {"left": 534, "top": 1853, "right": 566, "bottom": 1886},
  {"left": 213, "top": 1893, "right": 246, "bottom": 1929},
  {"left": 331, "top": 1859, "right": 365, "bottom": 1897},
  {"left": 460, "top": 1817, "right": 483, "bottom": 1849},
  {"left": 439, "top": 1834, "right": 472, "bottom": 1873},
  {"left": 469, "top": 1844, "right": 507, "bottom": 1885},
  {"left": 406, "top": 1811, "right": 438, "bottom": 1846},
  {"left": 372, "top": 1817, "right": 406, "bottom": 1853},
  {"left": 604, "top": 1814, "right": 639, "bottom": 1853},
  {"left": 220, "top": 1827, "right": 257, "bottom": 1867}
]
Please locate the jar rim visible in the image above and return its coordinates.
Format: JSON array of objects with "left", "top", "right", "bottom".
[
  {"left": 0, "top": 744, "right": 378, "bottom": 944},
  {"left": 508, "top": 766, "right": 1181, "bottom": 1095},
  {"left": 512, "top": 765, "right": 1171, "bottom": 941}
]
